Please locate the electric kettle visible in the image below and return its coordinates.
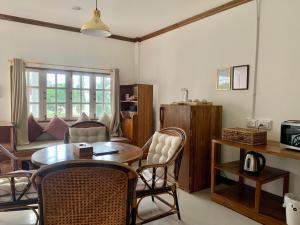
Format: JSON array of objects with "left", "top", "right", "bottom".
[{"left": 243, "top": 151, "right": 266, "bottom": 175}]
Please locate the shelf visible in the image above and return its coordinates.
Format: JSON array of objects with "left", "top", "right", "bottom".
[
  {"left": 213, "top": 184, "right": 286, "bottom": 224},
  {"left": 216, "top": 161, "right": 289, "bottom": 183},
  {"left": 213, "top": 139, "right": 300, "bottom": 161},
  {"left": 0, "top": 122, "right": 14, "bottom": 127},
  {"left": 121, "top": 101, "right": 138, "bottom": 103}
]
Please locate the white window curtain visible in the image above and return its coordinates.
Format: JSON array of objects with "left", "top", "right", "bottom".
[
  {"left": 11, "top": 58, "right": 29, "bottom": 145},
  {"left": 110, "top": 69, "right": 122, "bottom": 137}
]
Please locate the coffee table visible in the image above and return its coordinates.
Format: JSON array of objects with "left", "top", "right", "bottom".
[{"left": 31, "top": 142, "right": 143, "bottom": 166}]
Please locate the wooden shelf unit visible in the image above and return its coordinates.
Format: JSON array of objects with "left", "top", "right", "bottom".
[
  {"left": 211, "top": 139, "right": 294, "bottom": 225},
  {"left": 213, "top": 184, "right": 286, "bottom": 224},
  {"left": 216, "top": 160, "right": 289, "bottom": 184},
  {"left": 120, "top": 84, "right": 153, "bottom": 147}
]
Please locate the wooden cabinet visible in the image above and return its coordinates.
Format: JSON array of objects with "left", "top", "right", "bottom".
[
  {"left": 160, "top": 104, "right": 222, "bottom": 192},
  {"left": 120, "top": 84, "right": 153, "bottom": 148}
]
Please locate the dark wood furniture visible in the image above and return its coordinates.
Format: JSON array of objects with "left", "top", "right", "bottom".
[
  {"left": 0, "top": 122, "right": 15, "bottom": 152},
  {"left": 120, "top": 84, "right": 153, "bottom": 148},
  {"left": 0, "top": 145, "right": 38, "bottom": 224},
  {"left": 64, "top": 121, "right": 109, "bottom": 143},
  {"left": 160, "top": 104, "right": 222, "bottom": 192},
  {"left": 211, "top": 139, "right": 294, "bottom": 225},
  {"left": 136, "top": 128, "right": 186, "bottom": 224},
  {"left": 31, "top": 142, "right": 143, "bottom": 166},
  {"left": 32, "top": 160, "right": 138, "bottom": 225}
]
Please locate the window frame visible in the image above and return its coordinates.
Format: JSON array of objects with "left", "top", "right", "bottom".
[
  {"left": 26, "top": 69, "right": 42, "bottom": 119},
  {"left": 71, "top": 72, "right": 92, "bottom": 120},
  {"left": 25, "top": 67, "right": 111, "bottom": 121},
  {"left": 44, "top": 70, "right": 71, "bottom": 120}
]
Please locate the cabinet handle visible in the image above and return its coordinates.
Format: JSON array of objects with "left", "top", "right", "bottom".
[{"left": 160, "top": 107, "right": 164, "bottom": 127}]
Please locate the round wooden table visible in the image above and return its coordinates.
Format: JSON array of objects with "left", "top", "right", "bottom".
[{"left": 31, "top": 142, "right": 143, "bottom": 166}]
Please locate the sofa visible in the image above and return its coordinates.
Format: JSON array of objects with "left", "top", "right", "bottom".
[{"left": 15, "top": 121, "right": 129, "bottom": 153}]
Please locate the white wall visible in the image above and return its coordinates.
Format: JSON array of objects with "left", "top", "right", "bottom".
[
  {"left": 254, "top": 0, "right": 300, "bottom": 194},
  {"left": 0, "top": 20, "right": 136, "bottom": 121},
  {"left": 138, "top": 0, "right": 300, "bottom": 195}
]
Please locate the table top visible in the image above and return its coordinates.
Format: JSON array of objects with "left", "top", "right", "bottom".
[
  {"left": 213, "top": 139, "right": 300, "bottom": 161},
  {"left": 31, "top": 142, "right": 143, "bottom": 166}
]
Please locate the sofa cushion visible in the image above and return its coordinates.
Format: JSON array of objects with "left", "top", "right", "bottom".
[
  {"left": 28, "top": 114, "right": 43, "bottom": 142},
  {"left": 16, "top": 140, "right": 64, "bottom": 151},
  {"left": 44, "top": 116, "right": 69, "bottom": 140},
  {"left": 99, "top": 112, "right": 111, "bottom": 130},
  {"left": 35, "top": 132, "right": 56, "bottom": 141},
  {"left": 69, "top": 127, "right": 107, "bottom": 143},
  {"left": 75, "top": 112, "right": 90, "bottom": 124}
]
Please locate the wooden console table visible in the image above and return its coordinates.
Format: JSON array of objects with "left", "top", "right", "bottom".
[{"left": 210, "top": 139, "right": 300, "bottom": 225}]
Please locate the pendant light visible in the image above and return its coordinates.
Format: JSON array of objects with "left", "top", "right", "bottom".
[{"left": 81, "top": 0, "right": 111, "bottom": 37}]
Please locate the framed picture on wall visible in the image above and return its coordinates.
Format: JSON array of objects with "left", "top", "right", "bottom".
[
  {"left": 232, "top": 65, "right": 249, "bottom": 90},
  {"left": 216, "top": 67, "right": 231, "bottom": 90}
]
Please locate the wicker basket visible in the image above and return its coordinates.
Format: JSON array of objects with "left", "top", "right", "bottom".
[{"left": 222, "top": 127, "right": 267, "bottom": 145}]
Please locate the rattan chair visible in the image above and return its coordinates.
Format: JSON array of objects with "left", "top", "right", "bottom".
[
  {"left": 64, "top": 121, "right": 110, "bottom": 144},
  {"left": 32, "top": 160, "right": 138, "bottom": 225},
  {"left": 0, "top": 145, "right": 38, "bottom": 224},
  {"left": 135, "top": 127, "right": 186, "bottom": 224}
]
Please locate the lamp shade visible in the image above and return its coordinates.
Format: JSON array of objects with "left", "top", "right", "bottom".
[{"left": 81, "top": 9, "right": 111, "bottom": 37}]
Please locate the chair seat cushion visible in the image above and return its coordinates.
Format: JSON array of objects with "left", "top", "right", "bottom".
[
  {"left": 69, "top": 127, "right": 107, "bottom": 143},
  {"left": 147, "top": 132, "right": 182, "bottom": 164},
  {"left": 0, "top": 171, "right": 37, "bottom": 202}
]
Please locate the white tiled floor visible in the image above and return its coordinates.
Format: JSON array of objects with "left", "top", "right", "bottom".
[{"left": 0, "top": 189, "right": 261, "bottom": 225}]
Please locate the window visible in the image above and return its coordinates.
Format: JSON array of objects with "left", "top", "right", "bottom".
[
  {"left": 72, "top": 74, "right": 91, "bottom": 118},
  {"left": 95, "top": 76, "right": 111, "bottom": 117},
  {"left": 25, "top": 68, "right": 111, "bottom": 120},
  {"left": 46, "top": 72, "right": 68, "bottom": 118},
  {"left": 26, "top": 70, "right": 40, "bottom": 118}
]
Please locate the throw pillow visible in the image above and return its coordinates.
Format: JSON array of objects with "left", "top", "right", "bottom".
[
  {"left": 28, "top": 114, "right": 43, "bottom": 142},
  {"left": 44, "top": 116, "right": 69, "bottom": 140},
  {"left": 99, "top": 112, "right": 111, "bottom": 130},
  {"left": 75, "top": 112, "right": 90, "bottom": 124}
]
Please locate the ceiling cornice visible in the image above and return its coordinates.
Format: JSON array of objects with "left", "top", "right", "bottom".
[
  {"left": 139, "top": 0, "right": 254, "bottom": 41},
  {"left": 0, "top": 13, "right": 137, "bottom": 43},
  {"left": 0, "top": 0, "right": 253, "bottom": 43}
]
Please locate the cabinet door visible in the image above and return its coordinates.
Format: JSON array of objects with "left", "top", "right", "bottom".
[{"left": 160, "top": 105, "right": 192, "bottom": 192}]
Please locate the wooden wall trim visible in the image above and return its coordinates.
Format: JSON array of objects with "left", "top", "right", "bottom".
[
  {"left": 0, "top": 14, "right": 137, "bottom": 43},
  {"left": 139, "top": 0, "right": 254, "bottom": 41},
  {"left": 0, "top": 0, "right": 253, "bottom": 43}
]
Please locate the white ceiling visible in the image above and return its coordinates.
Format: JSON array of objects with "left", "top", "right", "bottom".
[{"left": 0, "top": 0, "right": 231, "bottom": 37}]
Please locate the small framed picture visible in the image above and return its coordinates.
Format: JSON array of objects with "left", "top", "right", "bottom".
[
  {"left": 216, "top": 67, "right": 231, "bottom": 90},
  {"left": 232, "top": 65, "right": 249, "bottom": 90}
]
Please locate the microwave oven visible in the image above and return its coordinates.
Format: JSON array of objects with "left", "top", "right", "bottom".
[{"left": 281, "top": 120, "right": 300, "bottom": 151}]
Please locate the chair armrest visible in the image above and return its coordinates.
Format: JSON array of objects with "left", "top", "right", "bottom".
[
  {"left": 0, "top": 170, "right": 34, "bottom": 178},
  {"left": 137, "top": 163, "right": 169, "bottom": 189},
  {"left": 136, "top": 163, "right": 166, "bottom": 174},
  {"left": 0, "top": 145, "right": 18, "bottom": 160}
]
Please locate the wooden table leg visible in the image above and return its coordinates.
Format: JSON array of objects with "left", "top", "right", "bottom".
[
  {"left": 255, "top": 182, "right": 262, "bottom": 213},
  {"left": 211, "top": 142, "right": 218, "bottom": 193},
  {"left": 283, "top": 174, "right": 289, "bottom": 196},
  {"left": 239, "top": 148, "right": 245, "bottom": 184}
]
